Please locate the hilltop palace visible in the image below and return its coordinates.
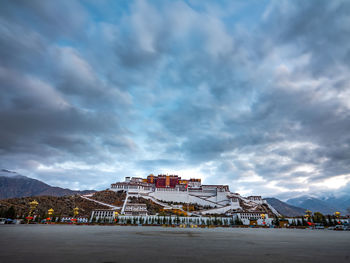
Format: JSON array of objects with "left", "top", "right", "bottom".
[{"left": 108, "top": 174, "right": 280, "bottom": 218}]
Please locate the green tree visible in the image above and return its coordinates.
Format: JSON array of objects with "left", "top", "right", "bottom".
[
  {"left": 322, "top": 215, "right": 328, "bottom": 226},
  {"left": 218, "top": 218, "right": 223, "bottom": 226},
  {"left": 326, "top": 215, "right": 332, "bottom": 226},
  {"left": 234, "top": 216, "right": 243, "bottom": 225},
  {"left": 314, "top": 212, "right": 323, "bottom": 223},
  {"left": 332, "top": 215, "right": 338, "bottom": 225},
  {"left": 272, "top": 216, "right": 280, "bottom": 226},
  {"left": 5, "top": 206, "right": 16, "bottom": 219},
  {"left": 297, "top": 219, "right": 302, "bottom": 226}
]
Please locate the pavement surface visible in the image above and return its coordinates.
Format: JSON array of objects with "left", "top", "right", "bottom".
[{"left": 0, "top": 225, "right": 349, "bottom": 263}]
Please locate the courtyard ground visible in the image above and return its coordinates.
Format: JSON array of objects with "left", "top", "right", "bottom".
[{"left": 0, "top": 225, "right": 349, "bottom": 263}]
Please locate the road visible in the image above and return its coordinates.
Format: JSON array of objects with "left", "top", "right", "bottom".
[{"left": 0, "top": 225, "right": 349, "bottom": 263}]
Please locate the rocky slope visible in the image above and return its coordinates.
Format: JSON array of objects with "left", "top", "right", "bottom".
[
  {"left": 265, "top": 198, "right": 305, "bottom": 217},
  {"left": 0, "top": 195, "right": 109, "bottom": 218}
]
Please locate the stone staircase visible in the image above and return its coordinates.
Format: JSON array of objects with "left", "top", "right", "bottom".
[
  {"left": 188, "top": 193, "right": 225, "bottom": 208},
  {"left": 80, "top": 195, "right": 120, "bottom": 210}
]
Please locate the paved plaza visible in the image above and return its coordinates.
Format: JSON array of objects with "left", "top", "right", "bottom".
[{"left": 0, "top": 225, "right": 349, "bottom": 263}]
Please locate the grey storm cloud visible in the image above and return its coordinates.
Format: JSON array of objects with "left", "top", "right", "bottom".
[{"left": 0, "top": 0, "right": 350, "bottom": 198}]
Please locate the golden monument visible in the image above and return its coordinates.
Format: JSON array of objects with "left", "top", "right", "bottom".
[
  {"left": 47, "top": 208, "right": 54, "bottom": 223},
  {"left": 305, "top": 210, "right": 312, "bottom": 220},
  {"left": 334, "top": 211, "right": 341, "bottom": 224},
  {"left": 72, "top": 207, "right": 79, "bottom": 223},
  {"left": 26, "top": 200, "right": 38, "bottom": 224},
  {"left": 261, "top": 213, "right": 266, "bottom": 225}
]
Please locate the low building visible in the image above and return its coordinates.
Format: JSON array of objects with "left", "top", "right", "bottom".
[
  {"left": 90, "top": 209, "right": 117, "bottom": 222},
  {"left": 247, "top": 196, "right": 262, "bottom": 202},
  {"left": 249, "top": 219, "right": 258, "bottom": 226},
  {"left": 279, "top": 220, "right": 289, "bottom": 228},
  {"left": 110, "top": 181, "right": 154, "bottom": 193},
  {"left": 202, "top": 185, "right": 230, "bottom": 193},
  {"left": 232, "top": 212, "right": 271, "bottom": 225},
  {"left": 233, "top": 212, "right": 267, "bottom": 220},
  {"left": 124, "top": 203, "right": 148, "bottom": 216},
  {"left": 61, "top": 217, "right": 89, "bottom": 223}
]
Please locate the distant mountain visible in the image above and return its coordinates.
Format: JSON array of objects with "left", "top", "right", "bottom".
[
  {"left": 320, "top": 196, "right": 350, "bottom": 214},
  {"left": 0, "top": 169, "right": 95, "bottom": 199},
  {"left": 265, "top": 198, "right": 306, "bottom": 217},
  {"left": 286, "top": 196, "right": 342, "bottom": 215},
  {"left": 0, "top": 169, "right": 26, "bottom": 179}
]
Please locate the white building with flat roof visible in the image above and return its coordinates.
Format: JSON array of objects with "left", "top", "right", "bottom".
[
  {"left": 90, "top": 209, "right": 117, "bottom": 222},
  {"left": 124, "top": 203, "right": 148, "bottom": 216}
]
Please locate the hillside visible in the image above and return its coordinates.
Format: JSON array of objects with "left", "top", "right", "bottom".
[
  {"left": 89, "top": 190, "right": 126, "bottom": 206},
  {"left": 0, "top": 169, "right": 95, "bottom": 199},
  {"left": 265, "top": 198, "right": 305, "bottom": 217},
  {"left": 0, "top": 195, "right": 110, "bottom": 218}
]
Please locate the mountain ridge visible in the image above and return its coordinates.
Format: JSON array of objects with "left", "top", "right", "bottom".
[
  {"left": 287, "top": 195, "right": 350, "bottom": 215},
  {"left": 0, "top": 169, "right": 95, "bottom": 199}
]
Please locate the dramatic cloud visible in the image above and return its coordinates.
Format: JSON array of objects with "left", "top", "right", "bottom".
[{"left": 0, "top": 0, "right": 349, "bottom": 199}]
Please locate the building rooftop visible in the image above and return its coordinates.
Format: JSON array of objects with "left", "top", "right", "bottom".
[{"left": 125, "top": 203, "right": 147, "bottom": 207}]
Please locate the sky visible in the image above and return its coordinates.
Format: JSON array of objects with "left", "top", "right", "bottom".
[{"left": 1, "top": 0, "right": 350, "bottom": 200}]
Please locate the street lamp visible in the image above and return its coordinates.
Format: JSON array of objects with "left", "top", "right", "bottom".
[{"left": 26, "top": 200, "right": 38, "bottom": 224}]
